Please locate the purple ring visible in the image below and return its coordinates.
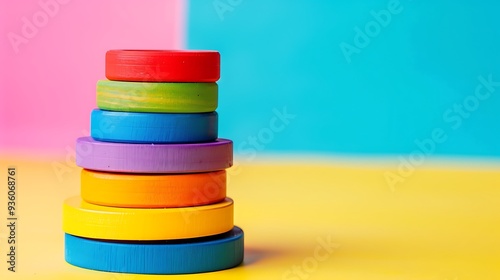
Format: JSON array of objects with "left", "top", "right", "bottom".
[{"left": 76, "top": 137, "right": 233, "bottom": 173}]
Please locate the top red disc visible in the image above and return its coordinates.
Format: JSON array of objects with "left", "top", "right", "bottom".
[{"left": 105, "top": 50, "right": 220, "bottom": 82}]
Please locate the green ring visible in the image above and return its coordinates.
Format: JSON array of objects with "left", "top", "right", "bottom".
[{"left": 96, "top": 80, "right": 218, "bottom": 113}]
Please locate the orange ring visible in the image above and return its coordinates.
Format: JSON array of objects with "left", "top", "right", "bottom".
[{"left": 81, "top": 169, "right": 226, "bottom": 208}]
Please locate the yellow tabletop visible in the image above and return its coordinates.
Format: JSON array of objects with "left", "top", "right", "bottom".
[{"left": 0, "top": 155, "right": 499, "bottom": 279}]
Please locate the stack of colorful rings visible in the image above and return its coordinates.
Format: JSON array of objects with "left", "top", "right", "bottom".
[{"left": 62, "top": 50, "right": 244, "bottom": 274}]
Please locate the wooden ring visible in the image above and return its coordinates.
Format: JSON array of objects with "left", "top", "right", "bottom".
[{"left": 81, "top": 169, "right": 226, "bottom": 208}]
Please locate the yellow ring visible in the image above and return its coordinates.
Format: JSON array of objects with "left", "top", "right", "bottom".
[
  {"left": 63, "top": 196, "right": 233, "bottom": 240},
  {"left": 81, "top": 169, "right": 226, "bottom": 208}
]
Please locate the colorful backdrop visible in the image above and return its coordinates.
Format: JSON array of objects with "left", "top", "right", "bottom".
[{"left": 1, "top": 0, "right": 500, "bottom": 159}]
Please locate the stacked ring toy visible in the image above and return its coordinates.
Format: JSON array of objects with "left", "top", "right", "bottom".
[{"left": 62, "top": 50, "right": 244, "bottom": 274}]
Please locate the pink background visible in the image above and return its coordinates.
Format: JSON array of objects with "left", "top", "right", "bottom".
[{"left": 0, "top": 0, "right": 184, "bottom": 155}]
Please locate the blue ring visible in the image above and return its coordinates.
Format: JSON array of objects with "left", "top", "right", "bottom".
[
  {"left": 90, "top": 109, "right": 218, "bottom": 143},
  {"left": 65, "top": 226, "right": 244, "bottom": 274}
]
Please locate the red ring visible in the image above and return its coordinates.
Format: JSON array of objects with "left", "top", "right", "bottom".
[{"left": 105, "top": 50, "right": 220, "bottom": 82}]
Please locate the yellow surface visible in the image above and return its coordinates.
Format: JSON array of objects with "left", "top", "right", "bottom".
[{"left": 1, "top": 155, "right": 500, "bottom": 279}]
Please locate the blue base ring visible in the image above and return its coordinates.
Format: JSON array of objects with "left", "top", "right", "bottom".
[
  {"left": 90, "top": 109, "right": 218, "bottom": 143},
  {"left": 65, "top": 227, "right": 244, "bottom": 274}
]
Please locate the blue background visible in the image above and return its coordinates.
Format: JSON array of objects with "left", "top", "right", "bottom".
[{"left": 187, "top": 0, "right": 500, "bottom": 156}]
